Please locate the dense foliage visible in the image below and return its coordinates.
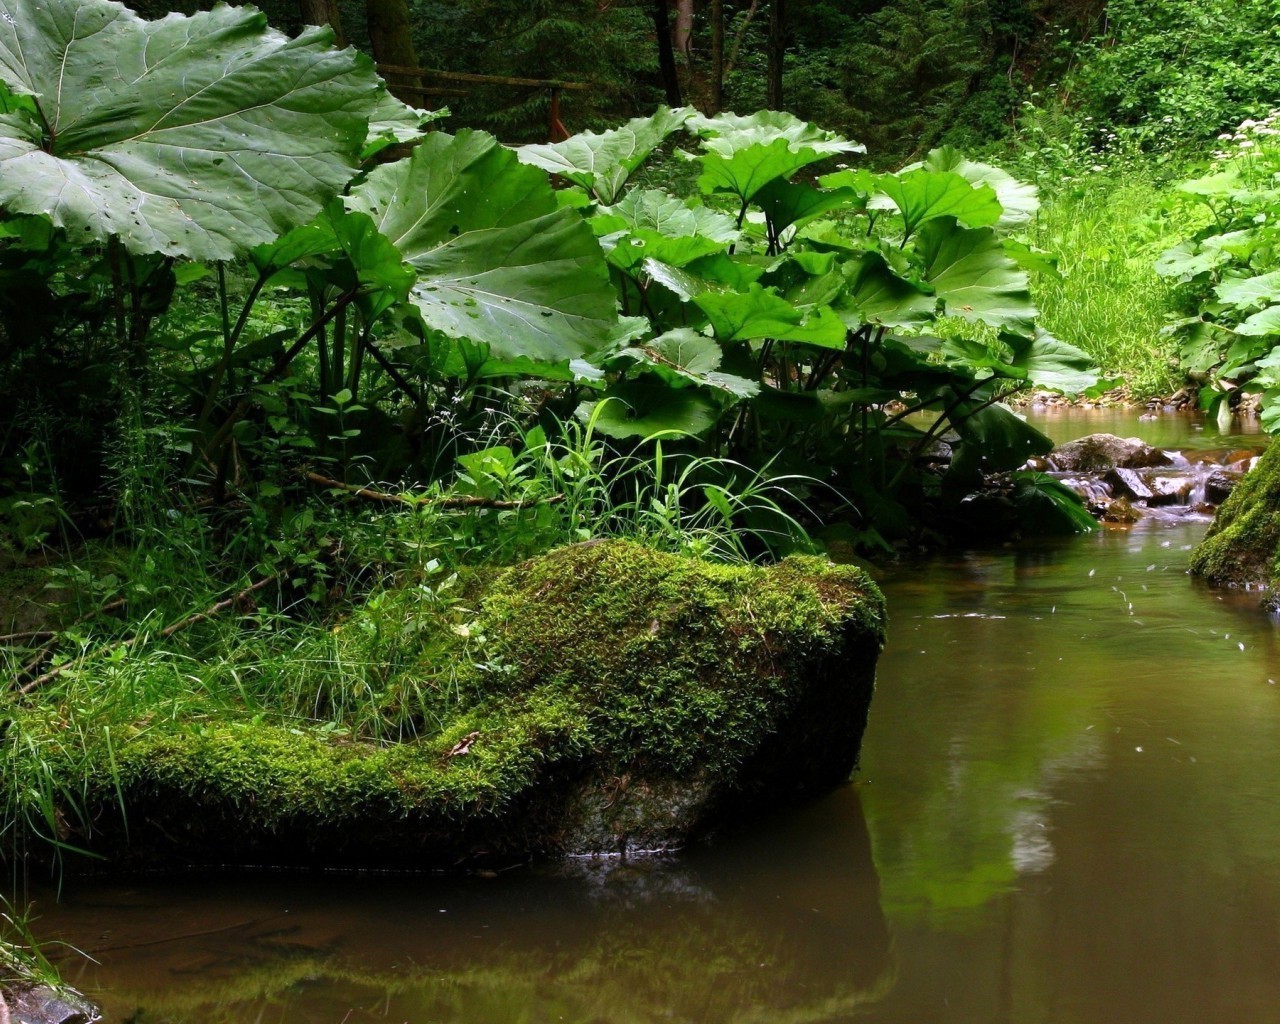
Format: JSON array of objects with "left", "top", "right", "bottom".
[
  {"left": 1156, "top": 112, "right": 1280, "bottom": 429},
  {"left": 0, "top": 0, "right": 1103, "bottom": 569}
]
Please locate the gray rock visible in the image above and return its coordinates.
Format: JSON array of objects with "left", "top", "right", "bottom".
[
  {"left": 1048, "top": 434, "right": 1173, "bottom": 473},
  {"left": 0, "top": 984, "right": 99, "bottom": 1024},
  {"left": 1104, "top": 467, "right": 1154, "bottom": 501},
  {"left": 1144, "top": 474, "right": 1196, "bottom": 506},
  {"left": 1205, "top": 468, "right": 1242, "bottom": 505}
]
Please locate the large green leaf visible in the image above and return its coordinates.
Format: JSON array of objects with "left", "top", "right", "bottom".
[
  {"left": 919, "top": 218, "right": 1036, "bottom": 336},
  {"left": 577, "top": 378, "right": 720, "bottom": 439},
  {"left": 597, "top": 189, "right": 737, "bottom": 268},
  {"left": 694, "top": 284, "right": 847, "bottom": 348},
  {"left": 515, "top": 106, "right": 693, "bottom": 204},
  {"left": 1216, "top": 270, "right": 1280, "bottom": 311},
  {"left": 876, "top": 169, "right": 1001, "bottom": 237},
  {"left": 1004, "top": 330, "right": 1098, "bottom": 394},
  {"left": 0, "top": 1, "right": 381, "bottom": 260},
  {"left": 347, "top": 130, "right": 618, "bottom": 363},
  {"left": 752, "top": 178, "right": 861, "bottom": 233},
  {"left": 836, "top": 251, "right": 937, "bottom": 330},
  {"left": 617, "top": 328, "right": 760, "bottom": 398},
  {"left": 1235, "top": 305, "right": 1280, "bottom": 337},
  {"left": 687, "top": 111, "right": 864, "bottom": 203},
  {"left": 919, "top": 147, "right": 1039, "bottom": 230}
]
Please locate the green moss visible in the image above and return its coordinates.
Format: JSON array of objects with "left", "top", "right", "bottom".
[
  {"left": 1190, "top": 441, "right": 1280, "bottom": 589},
  {"left": 26, "top": 541, "right": 885, "bottom": 867}
]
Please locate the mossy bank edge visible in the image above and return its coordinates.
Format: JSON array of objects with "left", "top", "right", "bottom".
[{"left": 13, "top": 541, "right": 886, "bottom": 872}]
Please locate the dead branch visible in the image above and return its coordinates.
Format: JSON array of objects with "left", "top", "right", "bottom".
[
  {"left": 17, "top": 596, "right": 129, "bottom": 679},
  {"left": 304, "top": 471, "right": 565, "bottom": 510},
  {"left": 17, "top": 576, "right": 281, "bottom": 697}
]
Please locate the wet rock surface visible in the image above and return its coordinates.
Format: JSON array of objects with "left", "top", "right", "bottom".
[
  {"left": 1048, "top": 434, "right": 1173, "bottom": 473},
  {"left": 0, "top": 984, "right": 99, "bottom": 1024},
  {"left": 1043, "top": 433, "right": 1264, "bottom": 525}
]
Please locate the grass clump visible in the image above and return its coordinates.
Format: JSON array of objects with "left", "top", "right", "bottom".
[{"left": 1030, "top": 171, "right": 1193, "bottom": 401}]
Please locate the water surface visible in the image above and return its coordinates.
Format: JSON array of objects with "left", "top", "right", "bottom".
[{"left": 24, "top": 411, "right": 1280, "bottom": 1023}]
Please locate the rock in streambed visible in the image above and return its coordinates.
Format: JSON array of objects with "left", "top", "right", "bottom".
[
  {"left": 41, "top": 541, "right": 885, "bottom": 869},
  {"left": 0, "top": 983, "right": 98, "bottom": 1024},
  {"left": 1191, "top": 439, "right": 1280, "bottom": 595}
]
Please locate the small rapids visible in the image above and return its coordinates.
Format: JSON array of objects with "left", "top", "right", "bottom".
[{"left": 1047, "top": 442, "right": 1263, "bottom": 523}]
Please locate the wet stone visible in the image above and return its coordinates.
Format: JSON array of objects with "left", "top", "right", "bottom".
[
  {"left": 1104, "top": 467, "right": 1154, "bottom": 501},
  {"left": 1048, "top": 433, "right": 1173, "bottom": 473},
  {"left": 0, "top": 984, "right": 100, "bottom": 1024},
  {"left": 1205, "top": 469, "right": 1243, "bottom": 505},
  {"left": 1144, "top": 474, "right": 1197, "bottom": 506}
]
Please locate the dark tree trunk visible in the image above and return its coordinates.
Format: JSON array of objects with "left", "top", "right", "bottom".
[
  {"left": 709, "top": 0, "right": 724, "bottom": 112},
  {"left": 652, "top": 0, "right": 684, "bottom": 107},
  {"left": 297, "top": 0, "right": 346, "bottom": 47},
  {"left": 767, "top": 0, "right": 785, "bottom": 109},
  {"left": 367, "top": 0, "right": 420, "bottom": 103}
]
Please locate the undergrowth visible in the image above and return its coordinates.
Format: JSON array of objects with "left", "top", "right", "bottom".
[{"left": 0, "top": 412, "right": 816, "bottom": 864}]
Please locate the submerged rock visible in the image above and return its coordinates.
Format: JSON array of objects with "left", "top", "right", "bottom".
[
  {"left": 1191, "top": 440, "right": 1280, "bottom": 592},
  {"left": 51, "top": 542, "right": 886, "bottom": 868},
  {"left": 0, "top": 984, "right": 99, "bottom": 1024},
  {"left": 1048, "top": 433, "right": 1172, "bottom": 473}
]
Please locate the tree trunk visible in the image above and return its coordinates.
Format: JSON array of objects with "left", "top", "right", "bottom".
[
  {"left": 367, "top": 0, "right": 420, "bottom": 104},
  {"left": 673, "top": 0, "right": 694, "bottom": 59},
  {"left": 766, "top": 0, "right": 785, "bottom": 109},
  {"left": 652, "top": 0, "right": 684, "bottom": 107},
  {"left": 709, "top": 0, "right": 724, "bottom": 112},
  {"left": 297, "top": 0, "right": 346, "bottom": 47}
]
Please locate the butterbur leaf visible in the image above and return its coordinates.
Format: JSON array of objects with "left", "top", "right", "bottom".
[
  {"left": 1011, "top": 472, "right": 1096, "bottom": 534},
  {"left": 688, "top": 110, "right": 864, "bottom": 203},
  {"left": 1004, "top": 330, "right": 1098, "bottom": 394},
  {"left": 0, "top": 1, "right": 381, "bottom": 260},
  {"left": 695, "top": 284, "right": 847, "bottom": 348},
  {"left": 1235, "top": 305, "right": 1280, "bottom": 337},
  {"left": 919, "top": 218, "right": 1036, "bottom": 336},
  {"left": 753, "top": 178, "right": 861, "bottom": 233},
  {"left": 515, "top": 106, "right": 694, "bottom": 204},
  {"left": 600, "top": 189, "right": 738, "bottom": 268},
  {"left": 1215, "top": 271, "right": 1280, "bottom": 311},
  {"left": 1155, "top": 241, "right": 1224, "bottom": 281},
  {"left": 362, "top": 92, "right": 442, "bottom": 160},
  {"left": 875, "top": 169, "right": 1002, "bottom": 237},
  {"left": 617, "top": 328, "right": 760, "bottom": 398},
  {"left": 837, "top": 251, "right": 936, "bottom": 329},
  {"left": 348, "top": 130, "right": 618, "bottom": 363},
  {"left": 918, "top": 147, "right": 1039, "bottom": 229},
  {"left": 577, "top": 378, "right": 721, "bottom": 439},
  {"left": 950, "top": 400, "right": 1053, "bottom": 474}
]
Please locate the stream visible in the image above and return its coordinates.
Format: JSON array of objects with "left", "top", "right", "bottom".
[{"left": 22, "top": 410, "right": 1280, "bottom": 1024}]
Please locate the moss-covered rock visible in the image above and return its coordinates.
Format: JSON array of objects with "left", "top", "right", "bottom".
[
  {"left": 1190, "top": 440, "right": 1280, "bottom": 593},
  {"left": 59, "top": 541, "right": 885, "bottom": 869}
]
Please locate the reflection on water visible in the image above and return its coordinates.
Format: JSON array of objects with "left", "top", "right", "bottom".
[
  {"left": 20, "top": 412, "right": 1280, "bottom": 1023},
  {"left": 30, "top": 790, "right": 891, "bottom": 1023}
]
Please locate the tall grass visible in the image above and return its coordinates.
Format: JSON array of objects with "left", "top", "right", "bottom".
[
  {"left": 1030, "top": 171, "right": 1200, "bottom": 401},
  {"left": 1, "top": 411, "right": 820, "bottom": 862}
]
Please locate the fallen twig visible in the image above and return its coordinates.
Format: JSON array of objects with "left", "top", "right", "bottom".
[
  {"left": 304, "top": 471, "right": 565, "bottom": 510},
  {"left": 17, "top": 576, "right": 281, "bottom": 697},
  {"left": 16, "top": 596, "right": 129, "bottom": 680}
]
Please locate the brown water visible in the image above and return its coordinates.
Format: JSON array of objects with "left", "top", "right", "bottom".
[{"left": 22, "top": 411, "right": 1280, "bottom": 1024}]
